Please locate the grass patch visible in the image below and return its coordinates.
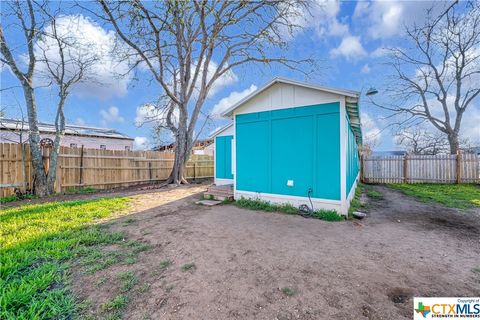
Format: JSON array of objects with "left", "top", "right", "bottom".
[
  {"left": 181, "top": 263, "right": 196, "bottom": 272},
  {"left": 0, "top": 195, "right": 20, "bottom": 203},
  {"left": 117, "top": 271, "right": 137, "bottom": 293},
  {"left": 0, "top": 197, "right": 130, "bottom": 319},
  {"left": 366, "top": 190, "right": 383, "bottom": 199},
  {"left": 122, "top": 217, "right": 137, "bottom": 226},
  {"left": 159, "top": 259, "right": 171, "bottom": 269},
  {"left": 234, "top": 197, "right": 343, "bottom": 221},
  {"left": 65, "top": 186, "right": 98, "bottom": 194},
  {"left": 311, "top": 209, "right": 344, "bottom": 221},
  {"left": 0, "top": 194, "right": 38, "bottom": 204},
  {"left": 281, "top": 287, "right": 295, "bottom": 296},
  {"left": 348, "top": 184, "right": 363, "bottom": 218},
  {"left": 101, "top": 294, "right": 128, "bottom": 312},
  {"left": 235, "top": 197, "right": 299, "bottom": 215},
  {"left": 388, "top": 183, "right": 480, "bottom": 209},
  {"left": 139, "top": 283, "right": 151, "bottom": 293}
]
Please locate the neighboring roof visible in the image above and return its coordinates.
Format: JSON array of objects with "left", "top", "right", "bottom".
[
  {"left": 220, "top": 77, "right": 362, "bottom": 144},
  {"left": 372, "top": 150, "right": 407, "bottom": 156},
  {"left": 209, "top": 122, "right": 233, "bottom": 138},
  {"left": 153, "top": 138, "right": 213, "bottom": 151},
  {"left": 0, "top": 118, "right": 133, "bottom": 140}
]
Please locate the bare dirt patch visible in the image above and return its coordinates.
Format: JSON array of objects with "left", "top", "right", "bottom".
[{"left": 71, "top": 185, "right": 480, "bottom": 320}]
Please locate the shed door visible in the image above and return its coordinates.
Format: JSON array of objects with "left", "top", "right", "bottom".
[{"left": 215, "top": 136, "right": 233, "bottom": 179}]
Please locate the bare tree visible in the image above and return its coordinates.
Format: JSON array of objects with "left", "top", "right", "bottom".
[
  {"left": 373, "top": 1, "right": 480, "bottom": 154},
  {"left": 1, "top": 1, "right": 98, "bottom": 196},
  {"left": 395, "top": 128, "right": 450, "bottom": 155},
  {"left": 96, "top": 0, "right": 313, "bottom": 184}
]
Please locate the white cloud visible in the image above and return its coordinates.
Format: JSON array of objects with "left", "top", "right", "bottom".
[
  {"left": 74, "top": 117, "right": 86, "bottom": 126},
  {"left": 190, "top": 61, "right": 238, "bottom": 98},
  {"left": 34, "top": 15, "right": 131, "bottom": 99},
  {"left": 312, "top": 0, "right": 349, "bottom": 37},
  {"left": 280, "top": 0, "right": 348, "bottom": 39},
  {"left": 133, "top": 137, "right": 149, "bottom": 150},
  {"left": 211, "top": 84, "right": 257, "bottom": 119},
  {"left": 353, "top": 1, "right": 444, "bottom": 40},
  {"left": 460, "top": 107, "right": 480, "bottom": 145},
  {"left": 361, "top": 64, "right": 371, "bottom": 74},
  {"left": 371, "top": 47, "right": 389, "bottom": 58},
  {"left": 135, "top": 104, "right": 179, "bottom": 128},
  {"left": 100, "top": 106, "right": 124, "bottom": 126},
  {"left": 330, "top": 35, "right": 367, "bottom": 60},
  {"left": 361, "top": 112, "right": 382, "bottom": 147}
]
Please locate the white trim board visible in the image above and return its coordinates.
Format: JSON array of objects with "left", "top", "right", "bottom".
[
  {"left": 235, "top": 190, "right": 346, "bottom": 216},
  {"left": 222, "top": 77, "right": 359, "bottom": 117},
  {"left": 215, "top": 178, "right": 234, "bottom": 186},
  {"left": 210, "top": 123, "right": 234, "bottom": 138}
]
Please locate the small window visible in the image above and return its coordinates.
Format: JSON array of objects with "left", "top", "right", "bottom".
[
  {"left": 100, "top": 145, "right": 106, "bottom": 150},
  {"left": 125, "top": 146, "right": 131, "bottom": 151},
  {"left": 70, "top": 143, "right": 77, "bottom": 148}
]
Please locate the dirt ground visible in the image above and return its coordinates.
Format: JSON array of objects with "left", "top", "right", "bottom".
[{"left": 72, "top": 184, "right": 480, "bottom": 320}]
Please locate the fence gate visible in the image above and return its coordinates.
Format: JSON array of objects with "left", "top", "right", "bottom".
[{"left": 361, "top": 153, "right": 479, "bottom": 184}]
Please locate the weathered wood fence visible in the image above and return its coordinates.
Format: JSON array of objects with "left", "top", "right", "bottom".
[
  {"left": 361, "top": 153, "right": 480, "bottom": 184},
  {"left": 0, "top": 143, "right": 214, "bottom": 197}
]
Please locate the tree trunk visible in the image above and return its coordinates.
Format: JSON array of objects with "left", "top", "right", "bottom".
[
  {"left": 447, "top": 132, "right": 460, "bottom": 155},
  {"left": 167, "top": 110, "right": 191, "bottom": 185},
  {"left": 46, "top": 96, "right": 66, "bottom": 194},
  {"left": 23, "top": 85, "right": 50, "bottom": 196}
]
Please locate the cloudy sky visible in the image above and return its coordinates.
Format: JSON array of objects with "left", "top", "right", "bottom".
[{"left": 1, "top": 0, "right": 478, "bottom": 150}]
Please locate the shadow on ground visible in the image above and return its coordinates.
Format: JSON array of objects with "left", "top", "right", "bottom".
[{"left": 72, "top": 184, "right": 480, "bottom": 320}]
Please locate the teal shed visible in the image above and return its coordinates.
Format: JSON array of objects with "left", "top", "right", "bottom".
[{"left": 211, "top": 77, "right": 362, "bottom": 216}]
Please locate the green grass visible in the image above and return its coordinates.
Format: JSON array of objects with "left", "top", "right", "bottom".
[
  {"left": 234, "top": 197, "right": 343, "bottom": 221},
  {"left": 0, "top": 194, "right": 38, "bottom": 204},
  {"left": 235, "top": 197, "right": 300, "bottom": 215},
  {"left": 388, "top": 183, "right": 480, "bottom": 209},
  {"left": 64, "top": 186, "right": 98, "bottom": 194},
  {"left": 159, "top": 259, "right": 171, "bottom": 269},
  {"left": 311, "top": 209, "right": 344, "bottom": 221},
  {"left": 0, "top": 197, "right": 130, "bottom": 319},
  {"left": 181, "top": 263, "right": 196, "bottom": 272},
  {"left": 366, "top": 190, "right": 383, "bottom": 199},
  {"left": 0, "top": 195, "right": 20, "bottom": 203},
  {"left": 348, "top": 184, "right": 363, "bottom": 218},
  {"left": 281, "top": 287, "right": 295, "bottom": 297},
  {"left": 117, "top": 271, "right": 137, "bottom": 293},
  {"left": 101, "top": 294, "right": 128, "bottom": 312}
]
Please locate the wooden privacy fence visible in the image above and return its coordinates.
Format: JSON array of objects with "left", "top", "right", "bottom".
[
  {"left": 0, "top": 143, "right": 214, "bottom": 197},
  {"left": 361, "top": 153, "right": 480, "bottom": 184}
]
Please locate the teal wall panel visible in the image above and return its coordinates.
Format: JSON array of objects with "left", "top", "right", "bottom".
[
  {"left": 316, "top": 113, "right": 340, "bottom": 200},
  {"left": 236, "top": 121, "right": 270, "bottom": 191},
  {"left": 346, "top": 116, "right": 359, "bottom": 193},
  {"left": 271, "top": 116, "right": 314, "bottom": 197},
  {"left": 215, "top": 136, "right": 233, "bottom": 179},
  {"left": 236, "top": 103, "right": 341, "bottom": 200}
]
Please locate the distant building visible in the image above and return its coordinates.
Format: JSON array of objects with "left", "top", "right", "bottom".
[
  {"left": 153, "top": 138, "right": 214, "bottom": 156},
  {"left": 0, "top": 118, "right": 134, "bottom": 151},
  {"left": 371, "top": 150, "right": 407, "bottom": 156}
]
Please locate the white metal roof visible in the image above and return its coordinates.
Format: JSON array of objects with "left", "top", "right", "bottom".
[
  {"left": 220, "top": 77, "right": 363, "bottom": 144},
  {"left": 209, "top": 122, "right": 233, "bottom": 138},
  {"left": 0, "top": 118, "right": 134, "bottom": 140}
]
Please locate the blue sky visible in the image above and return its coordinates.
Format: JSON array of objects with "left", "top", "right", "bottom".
[{"left": 1, "top": 1, "right": 478, "bottom": 150}]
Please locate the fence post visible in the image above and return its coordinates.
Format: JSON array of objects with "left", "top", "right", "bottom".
[
  {"left": 148, "top": 161, "right": 152, "bottom": 181},
  {"left": 456, "top": 150, "right": 462, "bottom": 184},
  {"left": 360, "top": 154, "right": 364, "bottom": 183},
  {"left": 193, "top": 161, "right": 196, "bottom": 182},
  {"left": 403, "top": 154, "right": 408, "bottom": 184},
  {"left": 79, "top": 145, "right": 84, "bottom": 186}
]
